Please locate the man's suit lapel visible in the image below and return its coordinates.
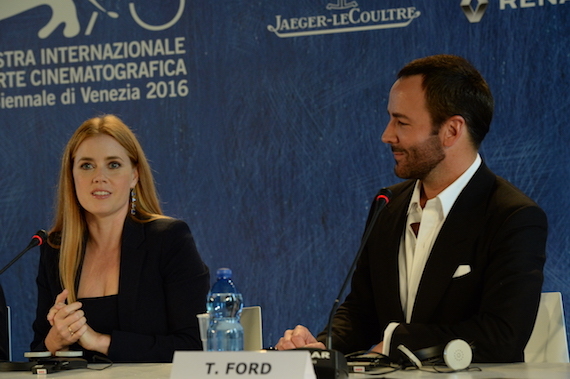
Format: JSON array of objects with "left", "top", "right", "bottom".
[
  {"left": 117, "top": 217, "right": 146, "bottom": 327},
  {"left": 411, "top": 163, "right": 496, "bottom": 321}
]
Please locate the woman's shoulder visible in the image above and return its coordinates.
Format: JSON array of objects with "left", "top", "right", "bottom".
[
  {"left": 143, "top": 216, "right": 187, "bottom": 228},
  {"left": 46, "top": 230, "right": 61, "bottom": 248},
  {"left": 139, "top": 217, "right": 192, "bottom": 238},
  {"left": 134, "top": 217, "right": 200, "bottom": 260},
  {"left": 39, "top": 232, "right": 61, "bottom": 271}
]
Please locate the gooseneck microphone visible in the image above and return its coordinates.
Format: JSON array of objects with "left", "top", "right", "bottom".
[
  {"left": 0, "top": 230, "right": 47, "bottom": 362},
  {"left": 325, "top": 188, "right": 392, "bottom": 350},
  {"left": 304, "top": 189, "right": 392, "bottom": 379},
  {"left": 0, "top": 230, "right": 48, "bottom": 275}
]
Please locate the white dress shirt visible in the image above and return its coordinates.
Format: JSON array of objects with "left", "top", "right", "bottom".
[{"left": 381, "top": 154, "right": 482, "bottom": 355}]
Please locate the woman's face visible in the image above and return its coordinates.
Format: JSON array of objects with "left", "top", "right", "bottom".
[{"left": 72, "top": 134, "right": 139, "bottom": 221}]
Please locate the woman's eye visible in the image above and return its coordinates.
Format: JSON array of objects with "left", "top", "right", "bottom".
[
  {"left": 79, "top": 162, "right": 93, "bottom": 170},
  {"left": 109, "top": 162, "right": 121, "bottom": 169}
]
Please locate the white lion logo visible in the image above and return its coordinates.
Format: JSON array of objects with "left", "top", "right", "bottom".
[{"left": 0, "top": 0, "right": 80, "bottom": 39}]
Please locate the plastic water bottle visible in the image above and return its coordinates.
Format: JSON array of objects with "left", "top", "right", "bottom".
[{"left": 207, "top": 268, "right": 244, "bottom": 351}]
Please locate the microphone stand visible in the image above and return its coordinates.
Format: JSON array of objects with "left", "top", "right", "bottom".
[
  {"left": 326, "top": 189, "right": 392, "bottom": 350},
  {"left": 306, "top": 188, "right": 392, "bottom": 379},
  {"left": 0, "top": 230, "right": 47, "bottom": 362}
]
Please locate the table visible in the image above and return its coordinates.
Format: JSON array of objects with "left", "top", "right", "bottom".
[
  {"left": 1, "top": 362, "right": 569, "bottom": 378},
  {"left": 353, "top": 362, "right": 570, "bottom": 378}
]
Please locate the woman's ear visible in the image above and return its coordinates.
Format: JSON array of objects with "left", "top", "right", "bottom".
[{"left": 131, "top": 167, "right": 139, "bottom": 188}]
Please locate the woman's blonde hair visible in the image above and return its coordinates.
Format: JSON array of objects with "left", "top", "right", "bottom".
[{"left": 50, "top": 115, "right": 165, "bottom": 302}]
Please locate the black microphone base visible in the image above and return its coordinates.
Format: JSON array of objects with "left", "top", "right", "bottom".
[{"left": 294, "top": 348, "right": 348, "bottom": 379}]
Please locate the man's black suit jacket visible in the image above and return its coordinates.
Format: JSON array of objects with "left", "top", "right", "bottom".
[
  {"left": 318, "top": 163, "right": 547, "bottom": 362},
  {"left": 31, "top": 217, "right": 210, "bottom": 362}
]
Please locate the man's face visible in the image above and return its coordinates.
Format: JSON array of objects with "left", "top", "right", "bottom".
[{"left": 382, "top": 75, "right": 445, "bottom": 180}]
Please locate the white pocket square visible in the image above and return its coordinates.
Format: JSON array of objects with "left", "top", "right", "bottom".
[{"left": 452, "top": 265, "right": 471, "bottom": 278}]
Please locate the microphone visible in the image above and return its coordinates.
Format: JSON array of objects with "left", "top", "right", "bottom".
[
  {"left": 0, "top": 230, "right": 48, "bottom": 276},
  {"left": 306, "top": 188, "right": 392, "bottom": 379},
  {"left": 325, "top": 188, "right": 392, "bottom": 349},
  {"left": 0, "top": 230, "right": 48, "bottom": 361}
]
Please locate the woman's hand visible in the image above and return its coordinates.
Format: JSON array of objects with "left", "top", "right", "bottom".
[
  {"left": 44, "top": 290, "right": 88, "bottom": 354},
  {"left": 78, "top": 324, "right": 111, "bottom": 356}
]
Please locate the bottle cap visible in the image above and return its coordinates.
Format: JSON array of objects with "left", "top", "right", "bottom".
[{"left": 216, "top": 268, "right": 232, "bottom": 279}]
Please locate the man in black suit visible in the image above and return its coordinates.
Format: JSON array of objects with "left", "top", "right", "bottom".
[{"left": 276, "top": 55, "right": 547, "bottom": 363}]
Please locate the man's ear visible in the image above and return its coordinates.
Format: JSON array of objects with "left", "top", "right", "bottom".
[{"left": 440, "top": 115, "right": 466, "bottom": 148}]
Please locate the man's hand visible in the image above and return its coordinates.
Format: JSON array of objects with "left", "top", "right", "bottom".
[
  {"left": 275, "top": 325, "right": 326, "bottom": 350},
  {"left": 370, "top": 341, "right": 384, "bottom": 354}
]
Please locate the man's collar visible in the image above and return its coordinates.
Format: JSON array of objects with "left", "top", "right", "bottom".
[{"left": 407, "top": 154, "right": 482, "bottom": 216}]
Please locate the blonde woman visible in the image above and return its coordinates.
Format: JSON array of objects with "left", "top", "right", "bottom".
[{"left": 31, "top": 115, "right": 209, "bottom": 362}]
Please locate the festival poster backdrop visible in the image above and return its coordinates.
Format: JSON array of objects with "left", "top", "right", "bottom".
[{"left": 1, "top": 0, "right": 569, "bottom": 359}]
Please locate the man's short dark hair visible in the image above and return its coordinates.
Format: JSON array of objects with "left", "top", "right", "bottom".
[{"left": 398, "top": 54, "right": 494, "bottom": 148}]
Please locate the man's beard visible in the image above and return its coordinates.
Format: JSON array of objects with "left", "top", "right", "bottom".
[{"left": 392, "top": 134, "right": 445, "bottom": 180}]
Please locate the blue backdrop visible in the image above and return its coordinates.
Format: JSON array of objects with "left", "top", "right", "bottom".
[{"left": 0, "top": 0, "right": 569, "bottom": 360}]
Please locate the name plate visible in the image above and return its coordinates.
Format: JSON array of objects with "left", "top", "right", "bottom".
[{"left": 170, "top": 350, "right": 316, "bottom": 379}]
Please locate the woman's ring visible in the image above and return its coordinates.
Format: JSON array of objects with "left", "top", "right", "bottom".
[{"left": 68, "top": 326, "right": 74, "bottom": 335}]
